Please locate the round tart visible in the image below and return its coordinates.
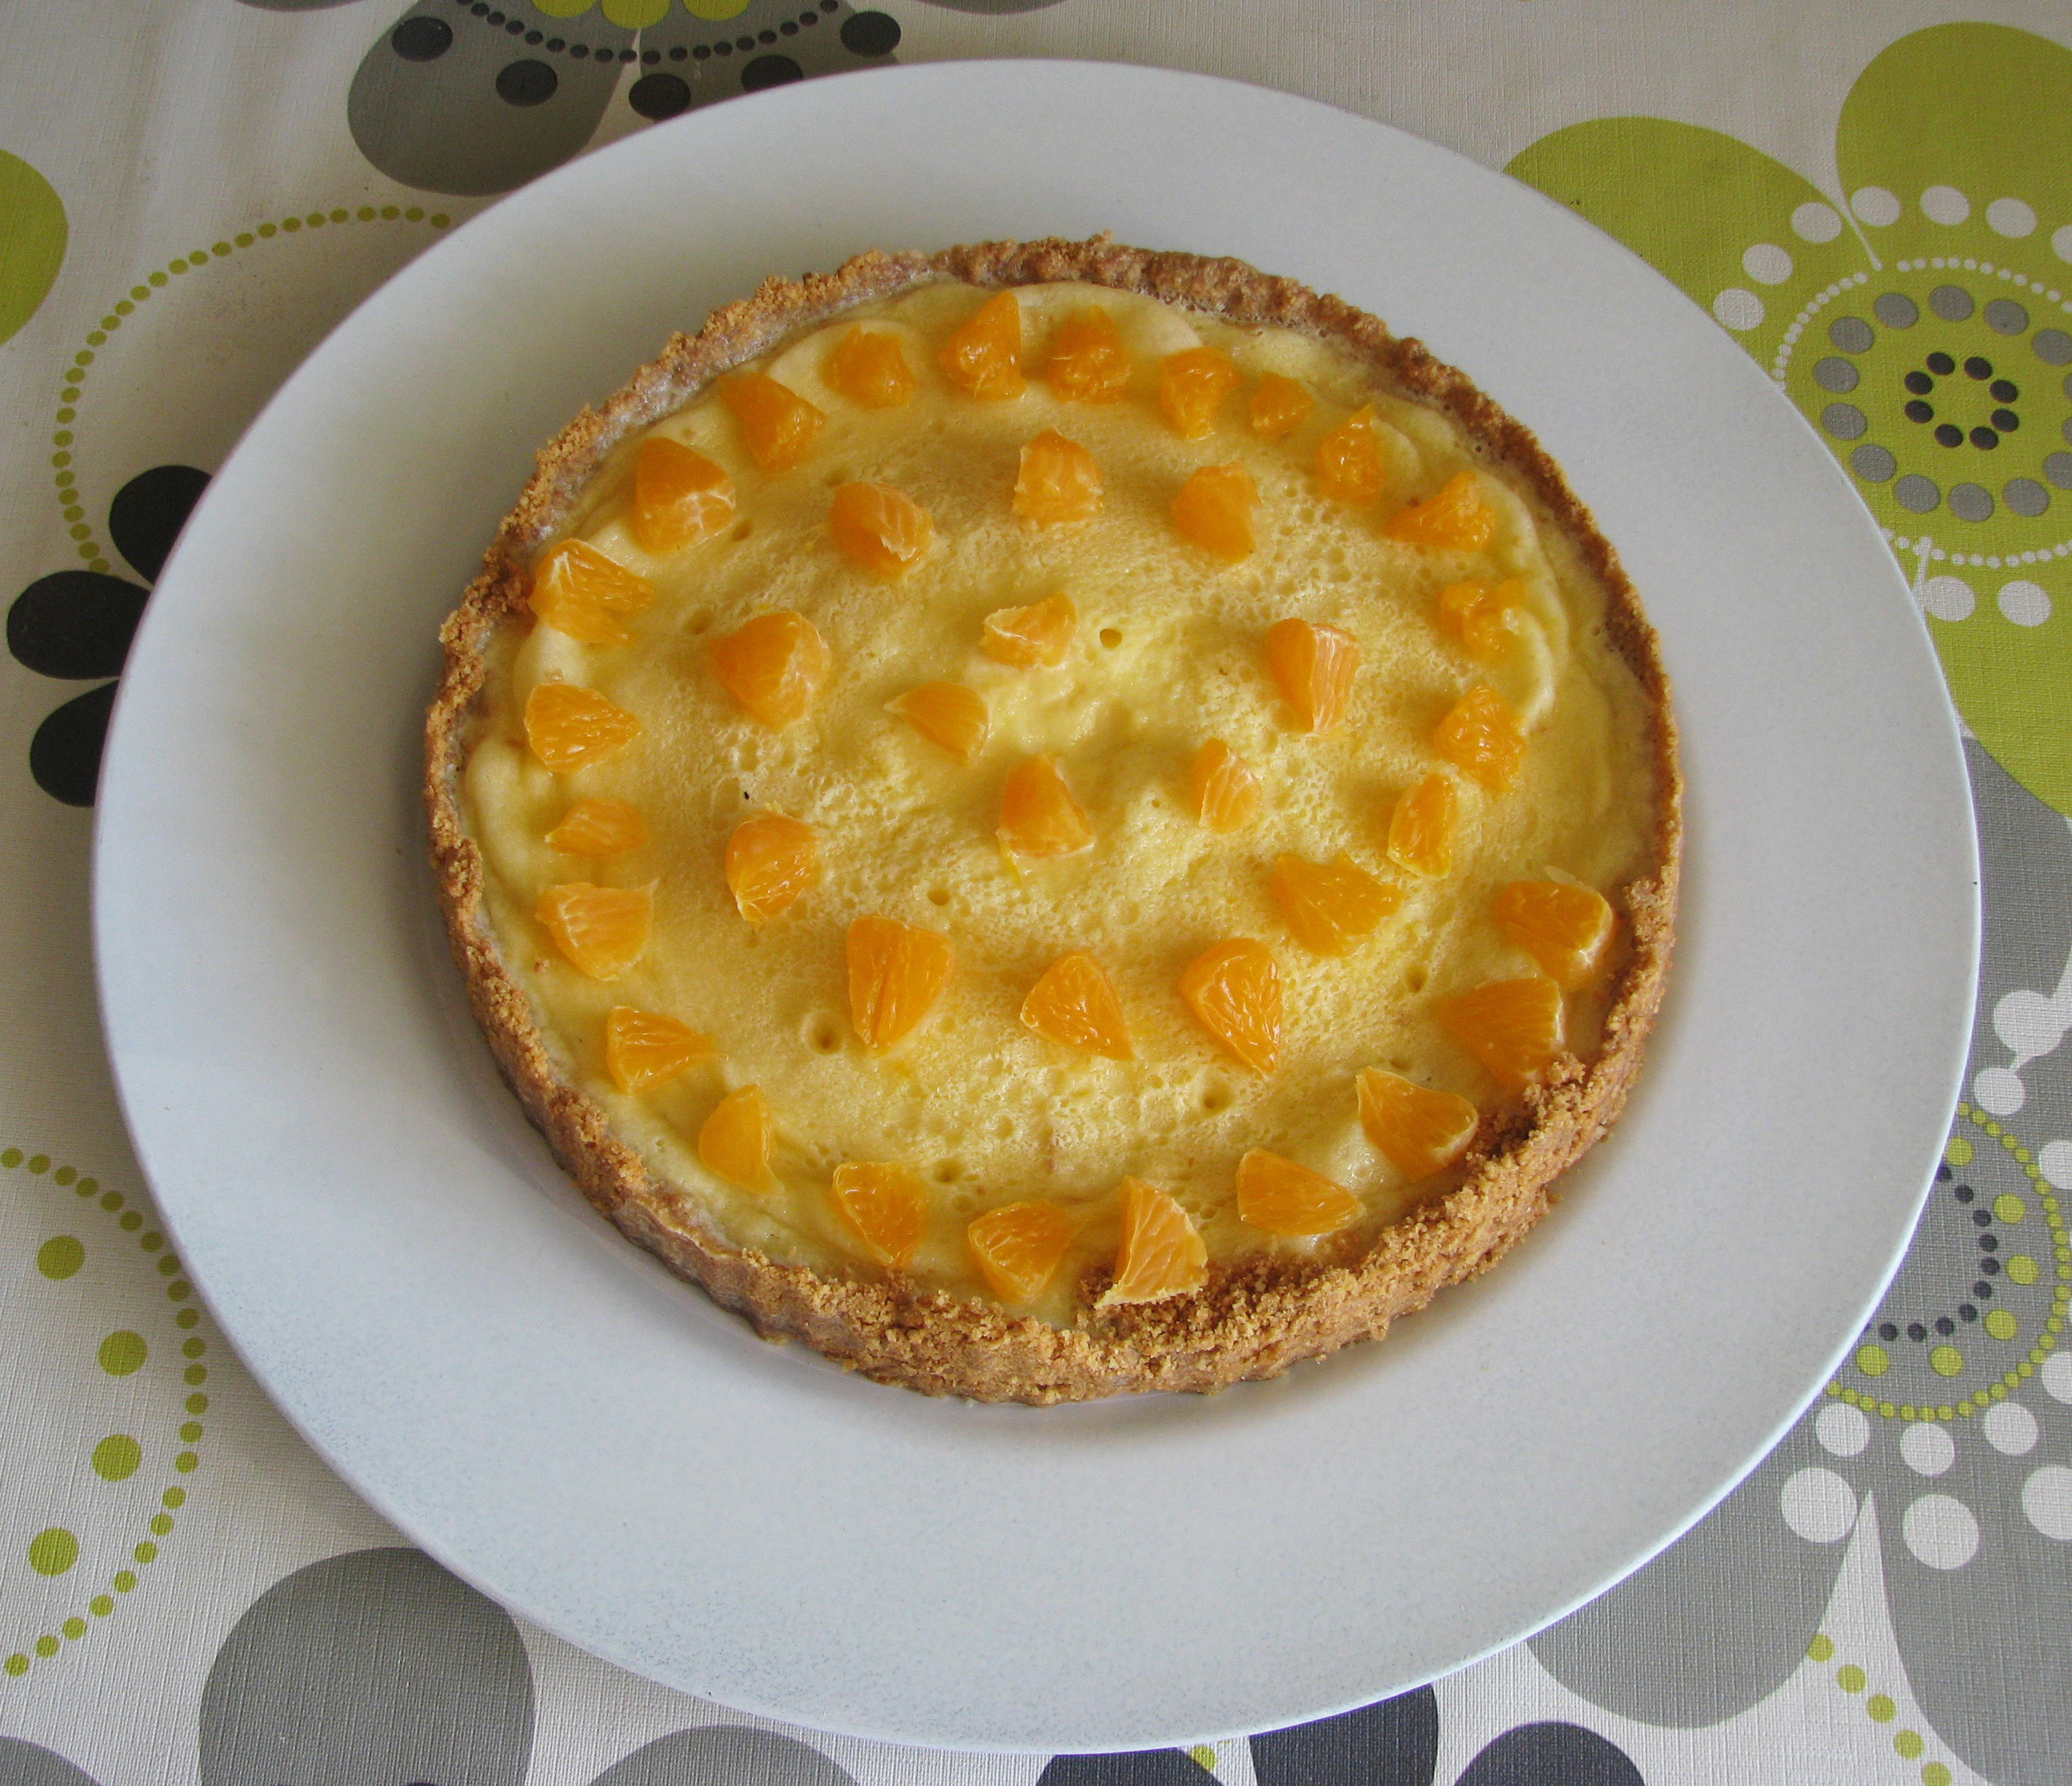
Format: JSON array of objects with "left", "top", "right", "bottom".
[{"left": 425, "top": 237, "right": 1679, "bottom": 1404}]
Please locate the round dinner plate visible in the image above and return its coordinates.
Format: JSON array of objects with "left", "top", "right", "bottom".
[{"left": 94, "top": 61, "right": 1977, "bottom": 1753}]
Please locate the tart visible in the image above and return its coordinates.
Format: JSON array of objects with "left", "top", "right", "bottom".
[{"left": 425, "top": 237, "right": 1679, "bottom": 1404}]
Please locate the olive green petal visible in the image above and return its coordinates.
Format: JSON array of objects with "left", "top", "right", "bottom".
[
  {"left": 1837, "top": 23, "right": 2072, "bottom": 249},
  {"left": 0, "top": 151, "right": 66, "bottom": 347},
  {"left": 1507, "top": 117, "right": 1863, "bottom": 355},
  {"left": 1933, "top": 588, "right": 2072, "bottom": 816}
]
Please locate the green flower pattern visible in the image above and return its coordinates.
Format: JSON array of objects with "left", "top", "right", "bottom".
[{"left": 1509, "top": 21, "right": 2072, "bottom": 817}]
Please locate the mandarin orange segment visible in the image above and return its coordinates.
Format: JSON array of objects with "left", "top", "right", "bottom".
[
  {"left": 1269, "top": 854, "right": 1402, "bottom": 956},
  {"left": 1176, "top": 938, "right": 1281, "bottom": 1074},
  {"left": 997, "top": 754, "right": 1094, "bottom": 859},
  {"left": 1437, "top": 977, "right": 1565, "bottom": 1091},
  {"left": 698, "top": 1085, "right": 776, "bottom": 1191},
  {"left": 1249, "top": 371, "right": 1315, "bottom": 438},
  {"left": 1235, "top": 1149, "right": 1362, "bottom": 1237},
  {"left": 724, "top": 811, "right": 818, "bottom": 923},
  {"left": 1264, "top": 617, "right": 1359, "bottom": 732},
  {"left": 1020, "top": 951, "right": 1133, "bottom": 1060},
  {"left": 1384, "top": 469, "right": 1496, "bottom": 549},
  {"left": 1013, "top": 430, "right": 1102, "bottom": 524},
  {"left": 1171, "top": 462, "right": 1257, "bottom": 560},
  {"left": 1434, "top": 684, "right": 1525, "bottom": 789},
  {"left": 981, "top": 591, "right": 1078, "bottom": 667},
  {"left": 830, "top": 481, "right": 935, "bottom": 577},
  {"left": 708, "top": 610, "right": 831, "bottom": 728},
  {"left": 1100, "top": 1178, "right": 1207, "bottom": 1306},
  {"left": 847, "top": 915, "right": 955, "bottom": 1052},
  {"left": 1437, "top": 578, "right": 1526, "bottom": 660},
  {"left": 529, "top": 538, "right": 655, "bottom": 644},
  {"left": 1188, "top": 738, "right": 1261, "bottom": 833},
  {"left": 939, "top": 290, "right": 1024, "bottom": 399},
  {"left": 524, "top": 682, "right": 641, "bottom": 773},
  {"left": 547, "top": 797, "right": 648, "bottom": 857},
  {"left": 825, "top": 325, "right": 916, "bottom": 409},
  {"left": 603, "top": 1005, "right": 714, "bottom": 1094},
  {"left": 1047, "top": 306, "right": 1132, "bottom": 401},
  {"left": 718, "top": 372, "right": 824, "bottom": 471},
  {"left": 1386, "top": 773, "right": 1456, "bottom": 879},
  {"left": 1356, "top": 1069, "right": 1480, "bottom": 1180},
  {"left": 1493, "top": 880, "right": 1616, "bottom": 989},
  {"left": 632, "top": 437, "right": 735, "bottom": 554},
  {"left": 1315, "top": 405, "right": 1387, "bottom": 505},
  {"left": 967, "top": 1200, "right": 1075, "bottom": 1304},
  {"left": 535, "top": 881, "right": 654, "bottom": 980},
  {"left": 1158, "top": 347, "right": 1240, "bottom": 438},
  {"left": 830, "top": 1162, "right": 928, "bottom": 1268},
  {"left": 889, "top": 682, "right": 989, "bottom": 764}
]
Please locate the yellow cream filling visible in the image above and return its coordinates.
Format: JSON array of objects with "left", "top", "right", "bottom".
[{"left": 459, "top": 279, "right": 1661, "bottom": 1326}]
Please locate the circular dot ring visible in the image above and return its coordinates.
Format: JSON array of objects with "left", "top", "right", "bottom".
[
  {"left": 4, "top": 1145, "right": 211, "bottom": 1682},
  {"left": 50, "top": 207, "right": 455, "bottom": 573},
  {"left": 1825, "top": 1105, "right": 2068, "bottom": 1419},
  {"left": 1803, "top": 1632, "right": 1953, "bottom": 1782}
]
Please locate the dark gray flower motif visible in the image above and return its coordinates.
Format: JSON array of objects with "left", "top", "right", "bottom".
[
  {"left": 250, "top": 0, "right": 913, "bottom": 197},
  {"left": 7, "top": 465, "right": 206, "bottom": 805},
  {"left": 1454, "top": 1723, "right": 1642, "bottom": 1786},
  {"left": 0, "top": 1740, "right": 104, "bottom": 1786},
  {"left": 1533, "top": 738, "right": 2072, "bottom": 1786},
  {"left": 1250, "top": 1688, "right": 1439, "bottom": 1786},
  {"left": 589, "top": 1726, "right": 858, "bottom": 1786}
]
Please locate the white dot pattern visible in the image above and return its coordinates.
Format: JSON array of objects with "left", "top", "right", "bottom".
[
  {"left": 2024, "top": 1466, "right": 2072, "bottom": 1540},
  {"left": 1852, "top": 187, "right": 1901, "bottom": 227},
  {"left": 1781, "top": 1466, "right": 1857, "bottom": 1543},
  {"left": 1920, "top": 185, "right": 1971, "bottom": 225},
  {"left": 1817, "top": 1401, "right": 1870, "bottom": 1456},
  {"left": 1902, "top": 1493, "right": 1980, "bottom": 1569},
  {"left": 1982, "top": 1401, "right": 2038, "bottom": 1456},
  {"left": 1901, "top": 1421, "right": 1955, "bottom": 1476}
]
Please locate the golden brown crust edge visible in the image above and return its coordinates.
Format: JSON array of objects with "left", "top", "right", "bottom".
[{"left": 424, "top": 237, "right": 1682, "bottom": 1405}]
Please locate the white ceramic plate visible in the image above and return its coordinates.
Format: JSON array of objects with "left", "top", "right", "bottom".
[{"left": 94, "top": 61, "right": 1976, "bottom": 1752}]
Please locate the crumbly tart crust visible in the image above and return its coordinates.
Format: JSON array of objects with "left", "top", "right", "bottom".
[{"left": 425, "top": 237, "right": 1681, "bottom": 1404}]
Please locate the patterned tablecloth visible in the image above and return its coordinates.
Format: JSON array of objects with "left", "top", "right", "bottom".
[{"left": 4, "top": 4, "right": 2071, "bottom": 1782}]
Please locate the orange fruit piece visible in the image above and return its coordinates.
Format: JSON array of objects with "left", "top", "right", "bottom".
[
  {"left": 1013, "top": 430, "right": 1102, "bottom": 524},
  {"left": 698, "top": 1085, "right": 776, "bottom": 1191},
  {"left": 603, "top": 1005, "right": 714, "bottom": 1094},
  {"left": 1386, "top": 773, "right": 1456, "bottom": 878},
  {"left": 546, "top": 797, "right": 648, "bottom": 857},
  {"left": 1250, "top": 371, "right": 1315, "bottom": 438},
  {"left": 535, "top": 881, "right": 654, "bottom": 980},
  {"left": 632, "top": 437, "right": 735, "bottom": 554},
  {"left": 830, "top": 481, "right": 934, "bottom": 577},
  {"left": 1100, "top": 1178, "right": 1207, "bottom": 1306},
  {"left": 1269, "top": 854, "right": 1402, "bottom": 956},
  {"left": 997, "top": 754, "right": 1094, "bottom": 859},
  {"left": 889, "top": 682, "right": 989, "bottom": 763},
  {"left": 981, "top": 591, "right": 1078, "bottom": 667},
  {"left": 847, "top": 915, "right": 955, "bottom": 1052},
  {"left": 1047, "top": 306, "right": 1132, "bottom": 401},
  {"left": 939, "top": 290, "right": 1024, "bottom": 399},
  {"left": 967, "top": 1200, "right": 1075, "bottom": 1304},
  {"left": 1434, "top": 684, "right": 1525, "bottom": 789},
  {"left": 528, "top": 539, "right": 655, "bottom": 646},
  {"left": 1437, "top": 977, "right": 1565, "bottom": 1090},
  {"left": 1021, "top": 951, "right": 1133, "bottom": 1060},
  {"left": 708, "top": 611, "right": 831, "bottom": 727},
  {"left": 1176, "top": 938, "right": 1281, "bottom": 1073},
  {"left": 1264, "top": 617, "right": 1359, "bottom": 732},
  {"left": 830, "top": 1162, "right": 929, "bottom": 1267},
  {"left": 1385, "top": 469, "right": 1496, "bottom": 549},
  {"left": 1235, "top": 1149, "right": 1362, "bottom": 1237},
  {"left": 1315, "top": 405, "right": 1387, "bottom": 505},
  {"left": 524, "top": 682, "right": 641, "bottom": 773},
  {"left": 718, "top": 372, "right": 824, "bottom": 472},
  {"left": 824, "top": 326, "right": 915, "bottom": 409},
  {"left": 1493, "top": 880, "right": 1616, "bottom": 989},
  {"left": 1171, "top": 462, "right": 1257, "bottom": 560},
  {"left": 1188, "top": 738, "right": 1261, "bottom": 833},
  {"left": 1356, "top": 1069, "right": 1480, "bottom": 1180},
  {"left": 724, "top": 811, "right": 817, "bottom": 923},
  {"left": 1437, "top": 578, "right": 1526, "bottom": 660},
  {"left": 1159, "top": 346, "right": 1240, "bottom": 437}
]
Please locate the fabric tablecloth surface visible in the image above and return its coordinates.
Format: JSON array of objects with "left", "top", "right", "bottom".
[{"left": 4, "top": 3, "right": 2071, "bottom": 1782}]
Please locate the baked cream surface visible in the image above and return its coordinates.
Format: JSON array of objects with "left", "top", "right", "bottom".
[{"left": 456, "top": 278, "right": 1662, "bottom": 1329}]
